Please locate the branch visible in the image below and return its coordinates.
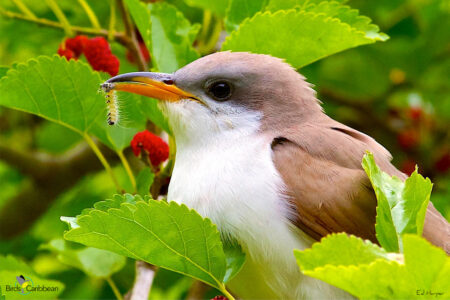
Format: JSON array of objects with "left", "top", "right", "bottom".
[
  {"left": 11, "top": 0, "right": 36, "bottom": 19},
  {"left": 45, "top": 0, "right": 73, "bottom": 36},
  {"left": 125, "top": 261, "right": 157, "bottom": 300},
  {"left": 77, "top": 0, "right": 101, "bottom": 30},
  {"left": 0, "top": 9, "right": 130, "bottom": 47},
  {"left": 0, "top": 140, "right": 47, "bottom": 179},
  {"left": 116, "top": 0, "right": 148, "bottom": 71}
]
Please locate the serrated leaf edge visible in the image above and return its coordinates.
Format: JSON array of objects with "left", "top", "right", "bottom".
[
  {"left": 222, "top": 9, "right": 384, "bottom": 54},
  {"left": 64, "top": 199, "right": 225, "bottom": 288},
  {"left": 0, "top": 55, "right": 104, "bottom": 135}
]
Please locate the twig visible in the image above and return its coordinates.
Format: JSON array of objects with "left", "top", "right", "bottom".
[
  {"left": 117, "top": 149, "right": 137, "bottom": 192},
  {"left": 77, "top": 0, "right": 101, "bottom": 30},
  {"left": 45, "top": 0, "right": 73, "bottom": 36},
  {"left": 11, "top": 0, "right": 36, "bottom": 19},
  {"left": 116, "top": 0, "right": 148, "bottom": 71},
  {"left": 125, "top": 261, "right": 157, "bottom": 300},
  {"left": 0, "top": 9, "right": 130, "bottom": 47},
  {"left": 84, "top": 134, "right": 121, "bottom": 192},
  {"left": 108, "top": 0, "right": 117, "bottom": 41},
  {"left": 0, "top": 140, "right": 47, "bottom": 179}
]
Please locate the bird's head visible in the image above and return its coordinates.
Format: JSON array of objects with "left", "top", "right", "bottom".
[{"left": 104, "top": 52, "right": 321, "bottom": 143}]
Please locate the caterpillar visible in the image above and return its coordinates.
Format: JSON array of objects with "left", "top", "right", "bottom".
[{"left": 102, "top": 83, "right": 119, "bottom": 126}]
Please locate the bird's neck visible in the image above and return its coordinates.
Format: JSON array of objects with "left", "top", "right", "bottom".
[{"left": 161, "top": 100, "right": 263, "bottom": 148}]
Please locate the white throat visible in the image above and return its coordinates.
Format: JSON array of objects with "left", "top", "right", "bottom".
[{"left": 160, "top": 100, "right": 350, "bottom": 299}]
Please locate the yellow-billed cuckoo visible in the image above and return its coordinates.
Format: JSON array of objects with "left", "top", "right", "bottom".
[{"left": 104, "top": 52, "right": 449, "bottom": 299}]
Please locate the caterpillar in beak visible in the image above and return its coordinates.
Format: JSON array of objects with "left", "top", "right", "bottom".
[{"left": 101, "top": 83, "right": 119, "bottom": 126}]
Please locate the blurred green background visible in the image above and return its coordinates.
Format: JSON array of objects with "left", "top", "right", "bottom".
[{"left": 0, "top": 0, "right": 449, "bottom": 299}]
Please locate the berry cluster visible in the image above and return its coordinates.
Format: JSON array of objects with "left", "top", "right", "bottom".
[
  {"left": 57, "top": 35, "right": 119, "bottom": 76},
  {"left": 130, "top": 130, "right": 169, "bottom": 167},
  {"left": 57, "top": 35, "right": 88, "bottom": 60}
]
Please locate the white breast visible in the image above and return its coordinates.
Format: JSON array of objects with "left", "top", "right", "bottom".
[
  {"left": 163, "top": 101, "right": 349, "bottom": 299},
  {"left": 169, "top": 133, "right": 348, "bottom": 299}
]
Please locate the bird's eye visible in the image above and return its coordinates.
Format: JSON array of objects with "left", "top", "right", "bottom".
[{"left": 207, "top": 81, "right": 232, "bottom": 101}]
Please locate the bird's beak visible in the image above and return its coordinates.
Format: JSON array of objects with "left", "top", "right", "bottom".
[{"left": 102, "top": 72, "right": 198, "bottom": 102}]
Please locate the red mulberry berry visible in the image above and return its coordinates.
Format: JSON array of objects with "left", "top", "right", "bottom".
[
  {"left": 131, "top": 130, "right": 169, "bottom": 167},
  {"left": 65, "top": 35, "right": 88, "bottom": 57},
  {"left": 84, "top": 37, "right": 120, "bottom": 76},
  {"left": 57, "top": 46, "right": 75, "bottom": 60}
]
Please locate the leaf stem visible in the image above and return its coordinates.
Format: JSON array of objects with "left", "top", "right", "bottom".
[
  {"left": 11, "top": 0, "right": 36, "bottom": 19},
  {"left": 45, "top": 0, "right": 73, "bottom": 36},
  {"left": 106, "top": 277, "right": 123, "bottom": 300},
  {"left": 108, "top": 0, "right": 116, "bottom": 41},
  {"left": 117, "top": 150, "right": 137, "bottom": 193},
  {"left": 196, "top": 10, "right": 221, "bottom": 54},
  {"left": 83, "top": 134, "right": 121, "bottom": 192},
  {"left": 77, "top": 0, "right": 101, "bottom": 30},
  {"left": 219, "top": 284, "right": 236, "bottom": 300}
]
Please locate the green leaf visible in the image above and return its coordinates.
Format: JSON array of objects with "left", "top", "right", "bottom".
[
  {"left": 222, "top": 9, "right": 387, "bottom": 69},
  {"left": 403, "top": 235, "right": 450, "bottom": 293},
  {"left": 126, "top": 0, "right": 200, "bottom": 73},
  {"left": 0, "top": 57, "right": 170, "bottom": 149},
  {"left": 0, "top": 66, "right": 8, "bottom": 79},
  {"left": 294, "top": 234, "right": 450, "bottom": 299},
  {"left": 42, "top": 239, "right": 126, "bottom": 278},
  {"left": 0, "top": 56, "right": 143, "bottom": 150},
  {"left": 223, "top": 242, "right": 246, "bottom": 283},
  {"left": 0, "top": 255, "right": 64, "bottom": 299},
  {"left": 123, "top": 0, "right": 152, "bottom": 60},
  {"left": 36, "top": 122, "right": 82, "bottom": 153},
  {"left": 136, "top": 168, "right": 155, "bottom": 196},
  {"left": 225, "top": 0, "right": 269, "bottom": 32},
  {"left": 184, "top": 0, "right": 229, "bottom": 17},
  {"left": 149, "top": 2, "right": 200, "bottom": 73},
  {"left": 134, "top": 96, "right": 172, "bottom": 134},
  {"left": 63, "top": 194, "right": 228, "bottom": 289},
  {"left": 295, "top": 233, "right": 389, "bottom": 271},
  {"left": 0, "top": 56, "right": 104, "bottom": 133},
  {"left": 302, "top": 1, "right": 387, "bottom": 40},
  {"left": 362, "top": 153, "right": 433, "bottom": 252},
  {"left": 266, "top": 0, "right": 347, "bottom": 12}
]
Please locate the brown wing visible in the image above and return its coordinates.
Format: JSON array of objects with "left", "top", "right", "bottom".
[{"left": 271, "top": 118, "right": 450, "bottom": 253}]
